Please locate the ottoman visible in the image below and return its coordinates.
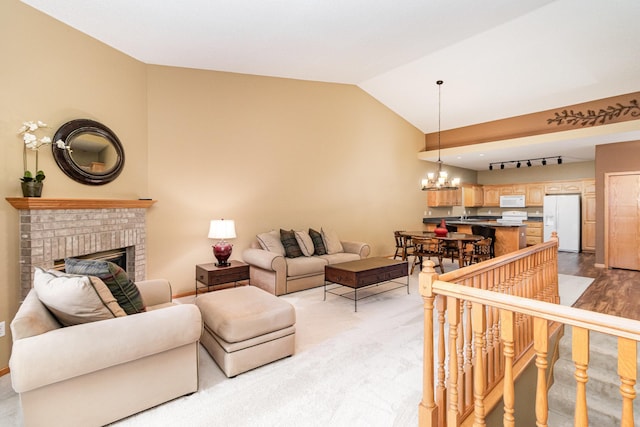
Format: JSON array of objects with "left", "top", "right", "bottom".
[{"left": 196, "top": 286, "right": 296, "bottom": 377}]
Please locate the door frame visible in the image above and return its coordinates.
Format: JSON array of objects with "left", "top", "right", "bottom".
[{"left": 604, "top": 170, "right": 640, "bottom": 269}]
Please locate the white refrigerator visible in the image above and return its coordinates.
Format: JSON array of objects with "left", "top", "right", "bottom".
[{"left": 543, "top": 194, "right": 581, "bottom": 252}]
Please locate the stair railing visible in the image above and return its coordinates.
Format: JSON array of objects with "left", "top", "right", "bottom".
[{"left": 418, "top": 236, "right": 640, "bottom": 426}]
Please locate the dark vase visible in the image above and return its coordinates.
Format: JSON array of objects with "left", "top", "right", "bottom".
[
  {"left": 21, "top": 181, "right": 43, "bottom": 197},
  {"left": 434, "top": 219, "right": 448, "bottom": 237}
]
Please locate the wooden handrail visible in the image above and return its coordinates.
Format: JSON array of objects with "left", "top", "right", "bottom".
[
  {"left": 429, "top": 281, "right": 640, "bottom": 341},
  {"left": 418, "top": 237, "right": 639, "bottom": 426}
]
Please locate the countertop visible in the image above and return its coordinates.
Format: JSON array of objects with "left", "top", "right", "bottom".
[{"left": 423, "top": 217, "right": 542, "bottom": 227}]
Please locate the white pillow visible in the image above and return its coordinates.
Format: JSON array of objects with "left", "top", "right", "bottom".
[
  {"left": 321, "top": 228, "right": 344, "bottom": 254},
  {"left": 294, "top": 230, "right": 314, "bottom": 257},
  {"left": 256, "top": 230, "right": 286, "bottom": 255},
  {"left": 33, "top": 268, "right": 126, "bottom": 327}
]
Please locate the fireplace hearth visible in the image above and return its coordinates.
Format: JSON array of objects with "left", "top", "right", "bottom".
[{"left": 7, "top": 198, "right": 155, "bottom": 300}]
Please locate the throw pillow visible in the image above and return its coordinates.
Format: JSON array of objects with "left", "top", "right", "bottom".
[
  {"left": 321, "top": 228, "right": 344, "bottom": 254},
  {"left": 256, "top": 230, "right": 286, "bottom": 256},
  {"left": 308, "top": 228, "right": 327, "bottom": 255},
  {"left": 65, "top": 258, "right": 145, "bottom": 315},
  {"left": 280, "top": 229, "right": 304, "bottom": 258},
  {"left": 294, "top": 230, "right": 314, "bottom": 257},
  {"left": 33, "top": 267, "right": 127, "bottom": 327}
]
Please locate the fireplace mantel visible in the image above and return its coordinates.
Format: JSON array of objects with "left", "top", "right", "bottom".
[{"left": 6, "top": 198, "right": 156, "bottom": 210}]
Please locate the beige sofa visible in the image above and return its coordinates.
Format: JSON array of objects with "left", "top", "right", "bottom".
[
  {"left": 243, "top": 229, "right": 370, "bottom": 295},
  {"left": 9, "top": 279, "right": 203, "bottom": 427}
]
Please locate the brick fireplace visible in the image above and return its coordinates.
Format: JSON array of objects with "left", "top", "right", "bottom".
[{"left": 6, "top": 198, "right": 155, "bottom": 299}]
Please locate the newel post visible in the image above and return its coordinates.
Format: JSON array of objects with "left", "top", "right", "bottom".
[{"left": 418, "top": 260, "right": 439, "bottom": 426}]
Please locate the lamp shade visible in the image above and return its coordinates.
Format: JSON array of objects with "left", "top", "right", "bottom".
[{"left": 208, "top": 219, "right": 236, "bottom": 240}]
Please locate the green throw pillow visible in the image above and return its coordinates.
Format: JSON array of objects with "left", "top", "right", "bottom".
[
  {"left": 308, "top": 228, "right": 327, "bottom": 256},
  {"left": 65, "top": 258, "right": 145, "bottom": 314},
  {"left": 280, "top": 229, "right": 303, "bottom": 258}
]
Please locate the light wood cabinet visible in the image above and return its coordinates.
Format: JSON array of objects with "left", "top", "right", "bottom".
[
  {"left": 462, "top": 184, "right": 484, "bottom": 207},
  {"left": 426, "top": 188, "right": 461, "bottom": 207},
  {"left": 498, "top": 184, "right": 525, "bottom": 196},
  {"left": 581, "top": 179, "right": 596, "bottom": 252},
  {"left": 544, "top": 180, "right": 583, "bottom": 194},
  {"left": 524, "top": 221, "right": 543, "bottom": 246},
  {"left": 483, "top": 186, "right": 500, "bottom": 207},
  {"left": 526, "top": 184, "right": 545, "bottom": 206}
]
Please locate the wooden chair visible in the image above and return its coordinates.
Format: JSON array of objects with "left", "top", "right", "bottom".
[
  {"left": 441, "top": 224, "right": 459, "bottom": 262},
  {"left": 463, "top": 237, "right": 493, "bottom": 265},
  {"left": 472, "top": 225, "right": 496, "bottom": 258},
  {"left": 393, "top": 231, "right": 415, "bottom": 261},
  {"left": 411, "top": 237, "right": 444, "bottom": 274}
]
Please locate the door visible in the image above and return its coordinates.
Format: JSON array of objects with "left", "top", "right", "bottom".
[{"left": 606, "top": 173, "right": 640, "bottom": 270}]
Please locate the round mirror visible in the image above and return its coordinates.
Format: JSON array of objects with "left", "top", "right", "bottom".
[{"left": 52, "top": 119, "right": 125, "bottom": 185}]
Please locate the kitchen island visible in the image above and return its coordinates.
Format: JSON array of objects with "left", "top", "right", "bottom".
[{"left": 423, "top": 218, "right": 527, "bottom": 257}]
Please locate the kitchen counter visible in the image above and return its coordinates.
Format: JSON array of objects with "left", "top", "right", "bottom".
[{"left": 422, "top": 217, "right": 527, "bottom": 256}]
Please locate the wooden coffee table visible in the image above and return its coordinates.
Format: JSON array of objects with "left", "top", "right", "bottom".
[{"left": 324, "top": 257, "right": 409, "bottom": 311}]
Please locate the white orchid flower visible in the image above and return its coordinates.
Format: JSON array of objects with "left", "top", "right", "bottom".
[
  {"left": 55, "top": 139, "right": 66, "bottom": 149},
  {"left": 40, "top": 136, "right": 51, "bottom": 144}
]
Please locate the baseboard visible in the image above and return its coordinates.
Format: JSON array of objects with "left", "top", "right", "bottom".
[{"left": 0, "top": 366, "right": 9, "bottom": 377}]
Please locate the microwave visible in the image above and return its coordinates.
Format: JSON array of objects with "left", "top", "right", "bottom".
[{"left": 499, "top": 195, "right": 525, "bottom": 208}]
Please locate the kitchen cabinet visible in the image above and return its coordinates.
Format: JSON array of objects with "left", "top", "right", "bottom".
[
  {"left": 524, "top": 221, "right": 543, "bottom": 246},
  {"left": 581, "top": 179, "right": 596, "bottom": 252},
  {"left": 483, "top": 186, "right": 500, "bottom": 207},
  {"left": 501, "top": 184, "right": 526, "bottom": 196},
  {"left": 426, "top": 188, "right": 461, "bottom": 207},
  {"left": 462, "top": 184, "right": 484, "bottom": 207},
  {"left": 526, "top": 184, "right": 545, "bottom": 206},
  {"left": 544, "top": 180, "right": 583, "bottom": 194}
]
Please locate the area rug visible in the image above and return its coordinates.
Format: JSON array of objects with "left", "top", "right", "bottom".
[{"left": 0, "top": 269, "right": 593, "bottom": 427}]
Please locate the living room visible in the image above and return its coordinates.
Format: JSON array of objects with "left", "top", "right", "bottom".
[{"left": 2, "top": 1, "right": 640, "bottom": 424}]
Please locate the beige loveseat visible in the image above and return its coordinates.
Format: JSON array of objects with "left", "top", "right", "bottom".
[
  {"left": 243, "top": 228, "right": 370, "bottom": 296},
  {"left": 10, "top": 278, "right": 202, "bottom": 427}
]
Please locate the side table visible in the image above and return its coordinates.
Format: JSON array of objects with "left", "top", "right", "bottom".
[{"left": 195, "top": 260, "right": 250, "bottom": 295}]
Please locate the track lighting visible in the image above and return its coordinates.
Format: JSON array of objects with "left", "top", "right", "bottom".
[{"left": 488, "top": 156, "right": 563, "bottom": 170}]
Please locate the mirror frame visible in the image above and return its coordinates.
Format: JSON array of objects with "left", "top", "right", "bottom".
[{"left": 52, "top": 119, "right": 125, "bottom": 185}]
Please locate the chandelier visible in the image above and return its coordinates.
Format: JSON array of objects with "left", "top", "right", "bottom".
[{"left": 421, "top": 80, "right": 460, "bottom": 191}]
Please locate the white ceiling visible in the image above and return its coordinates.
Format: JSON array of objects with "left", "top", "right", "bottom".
[{"left": 21, "top": 0, "right": 640, "bottom": 170}]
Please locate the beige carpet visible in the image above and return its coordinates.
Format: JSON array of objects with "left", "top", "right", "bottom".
[{"left": 0, "top": 262, "right": 593, "bottom": 427}]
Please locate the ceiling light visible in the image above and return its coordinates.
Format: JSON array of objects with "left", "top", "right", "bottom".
[
  {"left": 542, "top": 158, "right": 547, "bottom": 166},
  {"left": 489, "top": 164, "right": 493, "bottom": 170},
  {"left": 516, "top": 161, "right": 521, "bottom": 168},
  {"left": 527, "top": 160, "right": 532, "bottom": 167},
  {"left": 500, "top": 163, "right": 505, "bottom": 170},
  {"left": 557, "top": 157, "right": 563, "bottom": 164},
  {"left": 421, "top": 80, "right": 460, "bottom": 191}
]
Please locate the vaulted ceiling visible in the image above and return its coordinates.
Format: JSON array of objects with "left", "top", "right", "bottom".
[{"left": 21, "top": 0, "right": 640, "bottom": 170}]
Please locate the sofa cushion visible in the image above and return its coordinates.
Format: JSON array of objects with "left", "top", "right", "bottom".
[
  {"left": 65, "top": 258, "right": 145, "bottom": 315},
  {"left": 10, "top": 289, "right": 61, "bottom": 339},
  {"left": 285, "top": 256, "right": 328, "bottom": 277},
  {"left": 256, "top": 230, "right": 286, "bottom": 256},
  {"left": 294, "top": 230, "right": 314, "bottom": 257},
  {"left": 318, "top": 252, "right": 361, "bottom": 265},
  {"left": 33, "top": 268, "right": 127, "bottom": 327},
  {"left": 308, "top": 228, "right": 327, "bottom": 255},
  {"left": 280, "top": 229, "right": 303, "bottom": 258},
  {"left": 321, "top": 228, "right": 344, "bottom": 254}
]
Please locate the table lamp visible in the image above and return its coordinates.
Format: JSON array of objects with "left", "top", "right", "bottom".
[{"left": 208, "top": 219, "right": 236, "bottom": 267}]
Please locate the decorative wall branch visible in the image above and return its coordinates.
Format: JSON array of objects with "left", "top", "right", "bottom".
[{"left": 547, "top": 99, "right": 639, "bottom": 126}]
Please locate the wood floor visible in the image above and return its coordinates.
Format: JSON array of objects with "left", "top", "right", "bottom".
[{"left": 558, "top": 251, "right": 640, "bottom": 321}]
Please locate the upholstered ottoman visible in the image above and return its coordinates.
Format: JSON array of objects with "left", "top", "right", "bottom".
[{"left": 196, "top": 286, "right": 296, "bottom": 377}]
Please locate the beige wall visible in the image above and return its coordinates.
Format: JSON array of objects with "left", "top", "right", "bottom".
[
  {"left": 0, "top": 1, "right": 426, "bottom": 369},
  {"left": 0, "top": 1, "right": 148, "bottom": 368},
  {"left": 146, "top": 66, "right": 426, "bottom": 296}
]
